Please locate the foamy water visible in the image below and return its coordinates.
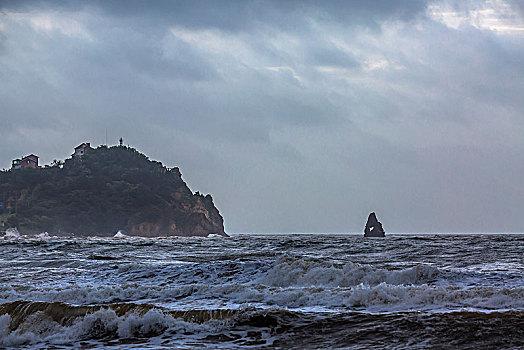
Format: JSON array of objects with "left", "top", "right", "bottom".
[{"left": 0, "top": 233, "right": 523, "bottom": 348}]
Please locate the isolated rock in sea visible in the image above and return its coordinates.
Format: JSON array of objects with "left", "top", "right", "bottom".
[{"left": 364, "top": 212, "right": 386, "bottom": 237}]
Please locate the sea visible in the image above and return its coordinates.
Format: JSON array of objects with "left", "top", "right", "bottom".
[{"left": 0, "top": 231, "right": 523, "bottom": 349}]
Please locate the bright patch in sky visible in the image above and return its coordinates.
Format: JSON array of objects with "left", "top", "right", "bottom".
[
  {"left": 3, "top": 11, "right": 93, "bottom": 41},
  {"left": 428, "top": 0, "right": 524, "bottom": 34}
]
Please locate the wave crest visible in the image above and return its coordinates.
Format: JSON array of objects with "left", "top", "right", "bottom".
[
  {"left": 262, "top": 256, "right": 440, "bottom": 287},
  {"left": 0, "top": 301, "right": 235, "bottom": 346}
]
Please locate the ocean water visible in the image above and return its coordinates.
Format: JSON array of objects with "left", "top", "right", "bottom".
[{"left": 0, "top": 232, "right": 523, "bottom": 349}]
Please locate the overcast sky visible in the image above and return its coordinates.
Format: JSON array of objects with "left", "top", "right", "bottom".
[{"left": 1, "top": 0, "right": 523, "bottom": 233}]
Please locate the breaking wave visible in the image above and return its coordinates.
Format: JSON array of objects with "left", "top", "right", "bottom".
[
  {"left": 2, "top": 228, "right": 20, "bottom": 239},
  {"left": 113, "top": 230, "right": 129, "bottom": 238},
  {"left": 1, "top": 301, "right": 523, "bottom": 348},
  {"left": 1, "top": 234, "right": 522, "bottom": 348},
  {"left": 1, "top": 255, "right": 523, "bottom": 313},
  {"left": 261, "top": 255, "right": 441, "bottom": 287},
  {"left": 0, "top": 301, "right": 233, "bottom": 347}
]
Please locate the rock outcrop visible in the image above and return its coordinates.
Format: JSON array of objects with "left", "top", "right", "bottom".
[
  {"left": 128, "top": 193, "right": 226, "bottom": 237},
  {"left": 364, "top": 212, "right": 385, "bottom": 237}
]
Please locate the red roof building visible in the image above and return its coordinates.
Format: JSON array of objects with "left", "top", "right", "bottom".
[{"left": 12, "top": 154, "right": 39, "bottom": 170}]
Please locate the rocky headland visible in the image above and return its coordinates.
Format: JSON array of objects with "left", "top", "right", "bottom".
[{"left": 0, "top": 145, "right": 226, "bottom": 237}]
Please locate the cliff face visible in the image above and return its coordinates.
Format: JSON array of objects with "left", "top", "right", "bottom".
[
  {"left": 128, "top": 192, "right": 226, "bottom": 237},
  {"left": 0, "top": 146, "right": 226, "bottom": 237}
]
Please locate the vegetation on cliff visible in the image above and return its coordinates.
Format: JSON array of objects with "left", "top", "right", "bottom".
[{"left": 0, "top": 145, "right": 226, "bottom": 236}]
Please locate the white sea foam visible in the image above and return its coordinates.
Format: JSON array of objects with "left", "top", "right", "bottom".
[
  {"left": 34, "top": 232, "right": 51, "bottom": 239},
  {"left": 1, "top": 252, "right": 522, "bottom": 313},
  {"left": 261, "top": 255, "right": 440, "bottom": 287},
  {"left": 1, "top": 234, "right": 523, "bottom": 348},
  {"left": 114, "top": 230, "right": 129, "bottom": 238},
  {"left": 3, "top": 228, "right": 20, "bottom": 239},
  {"left": 0, "top": 306, "right": 228, "bottom": 347},
  {"left": 2, "top": 279, "right": 523, "bottom": 314}
]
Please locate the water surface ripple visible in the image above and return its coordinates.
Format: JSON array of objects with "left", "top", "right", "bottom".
[{"left": 0, "top": 233, "right": 523, "bottom": 348}]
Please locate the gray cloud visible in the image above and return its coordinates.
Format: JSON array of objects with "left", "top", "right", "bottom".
[
  {"left": 1, "top": 1, "right": 431, "bottom": 31},
  {"left": 0, "top": 0, "right": 523, "bottom": 232}
]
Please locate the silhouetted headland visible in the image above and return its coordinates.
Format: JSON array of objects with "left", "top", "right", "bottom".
[{"left": 0, "top": 143, "right": 227, "bottom": 237}]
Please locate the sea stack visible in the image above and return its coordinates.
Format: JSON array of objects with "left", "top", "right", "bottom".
[{"left": 364, "top": 212, "right": 386, "bottom": 237}]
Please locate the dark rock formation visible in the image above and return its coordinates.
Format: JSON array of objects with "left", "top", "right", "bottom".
[
  {"left": 0, "top": 145, "right": 227, "bottom": 237},
  {"left": 364, "top": 212, "right": 385, "bottom": 237},
  {"left": 128, "top": 192, "right": 226, "bottom": 237}
]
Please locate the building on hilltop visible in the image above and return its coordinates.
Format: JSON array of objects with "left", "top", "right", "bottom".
[
  {"left": 11, "top": 159, "right": 21, "bottom": 169},
  {"left": 73, "top": 143, "right": 92, "bottom": 158},
  {"left": 11, "top": 154, "right": 39, "bottom": 170}
]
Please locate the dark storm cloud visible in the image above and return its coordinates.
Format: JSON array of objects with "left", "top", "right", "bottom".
[
  {"left": 82, "top": 29, "right": 216, "bottom": 82},
  {"left": 1, "top": 0, "right": 430, "bottom": 31}
]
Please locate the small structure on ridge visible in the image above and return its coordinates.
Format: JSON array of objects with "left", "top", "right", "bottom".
[{"left": 73, "top": 143, "right": 92, "bottom": 158}]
